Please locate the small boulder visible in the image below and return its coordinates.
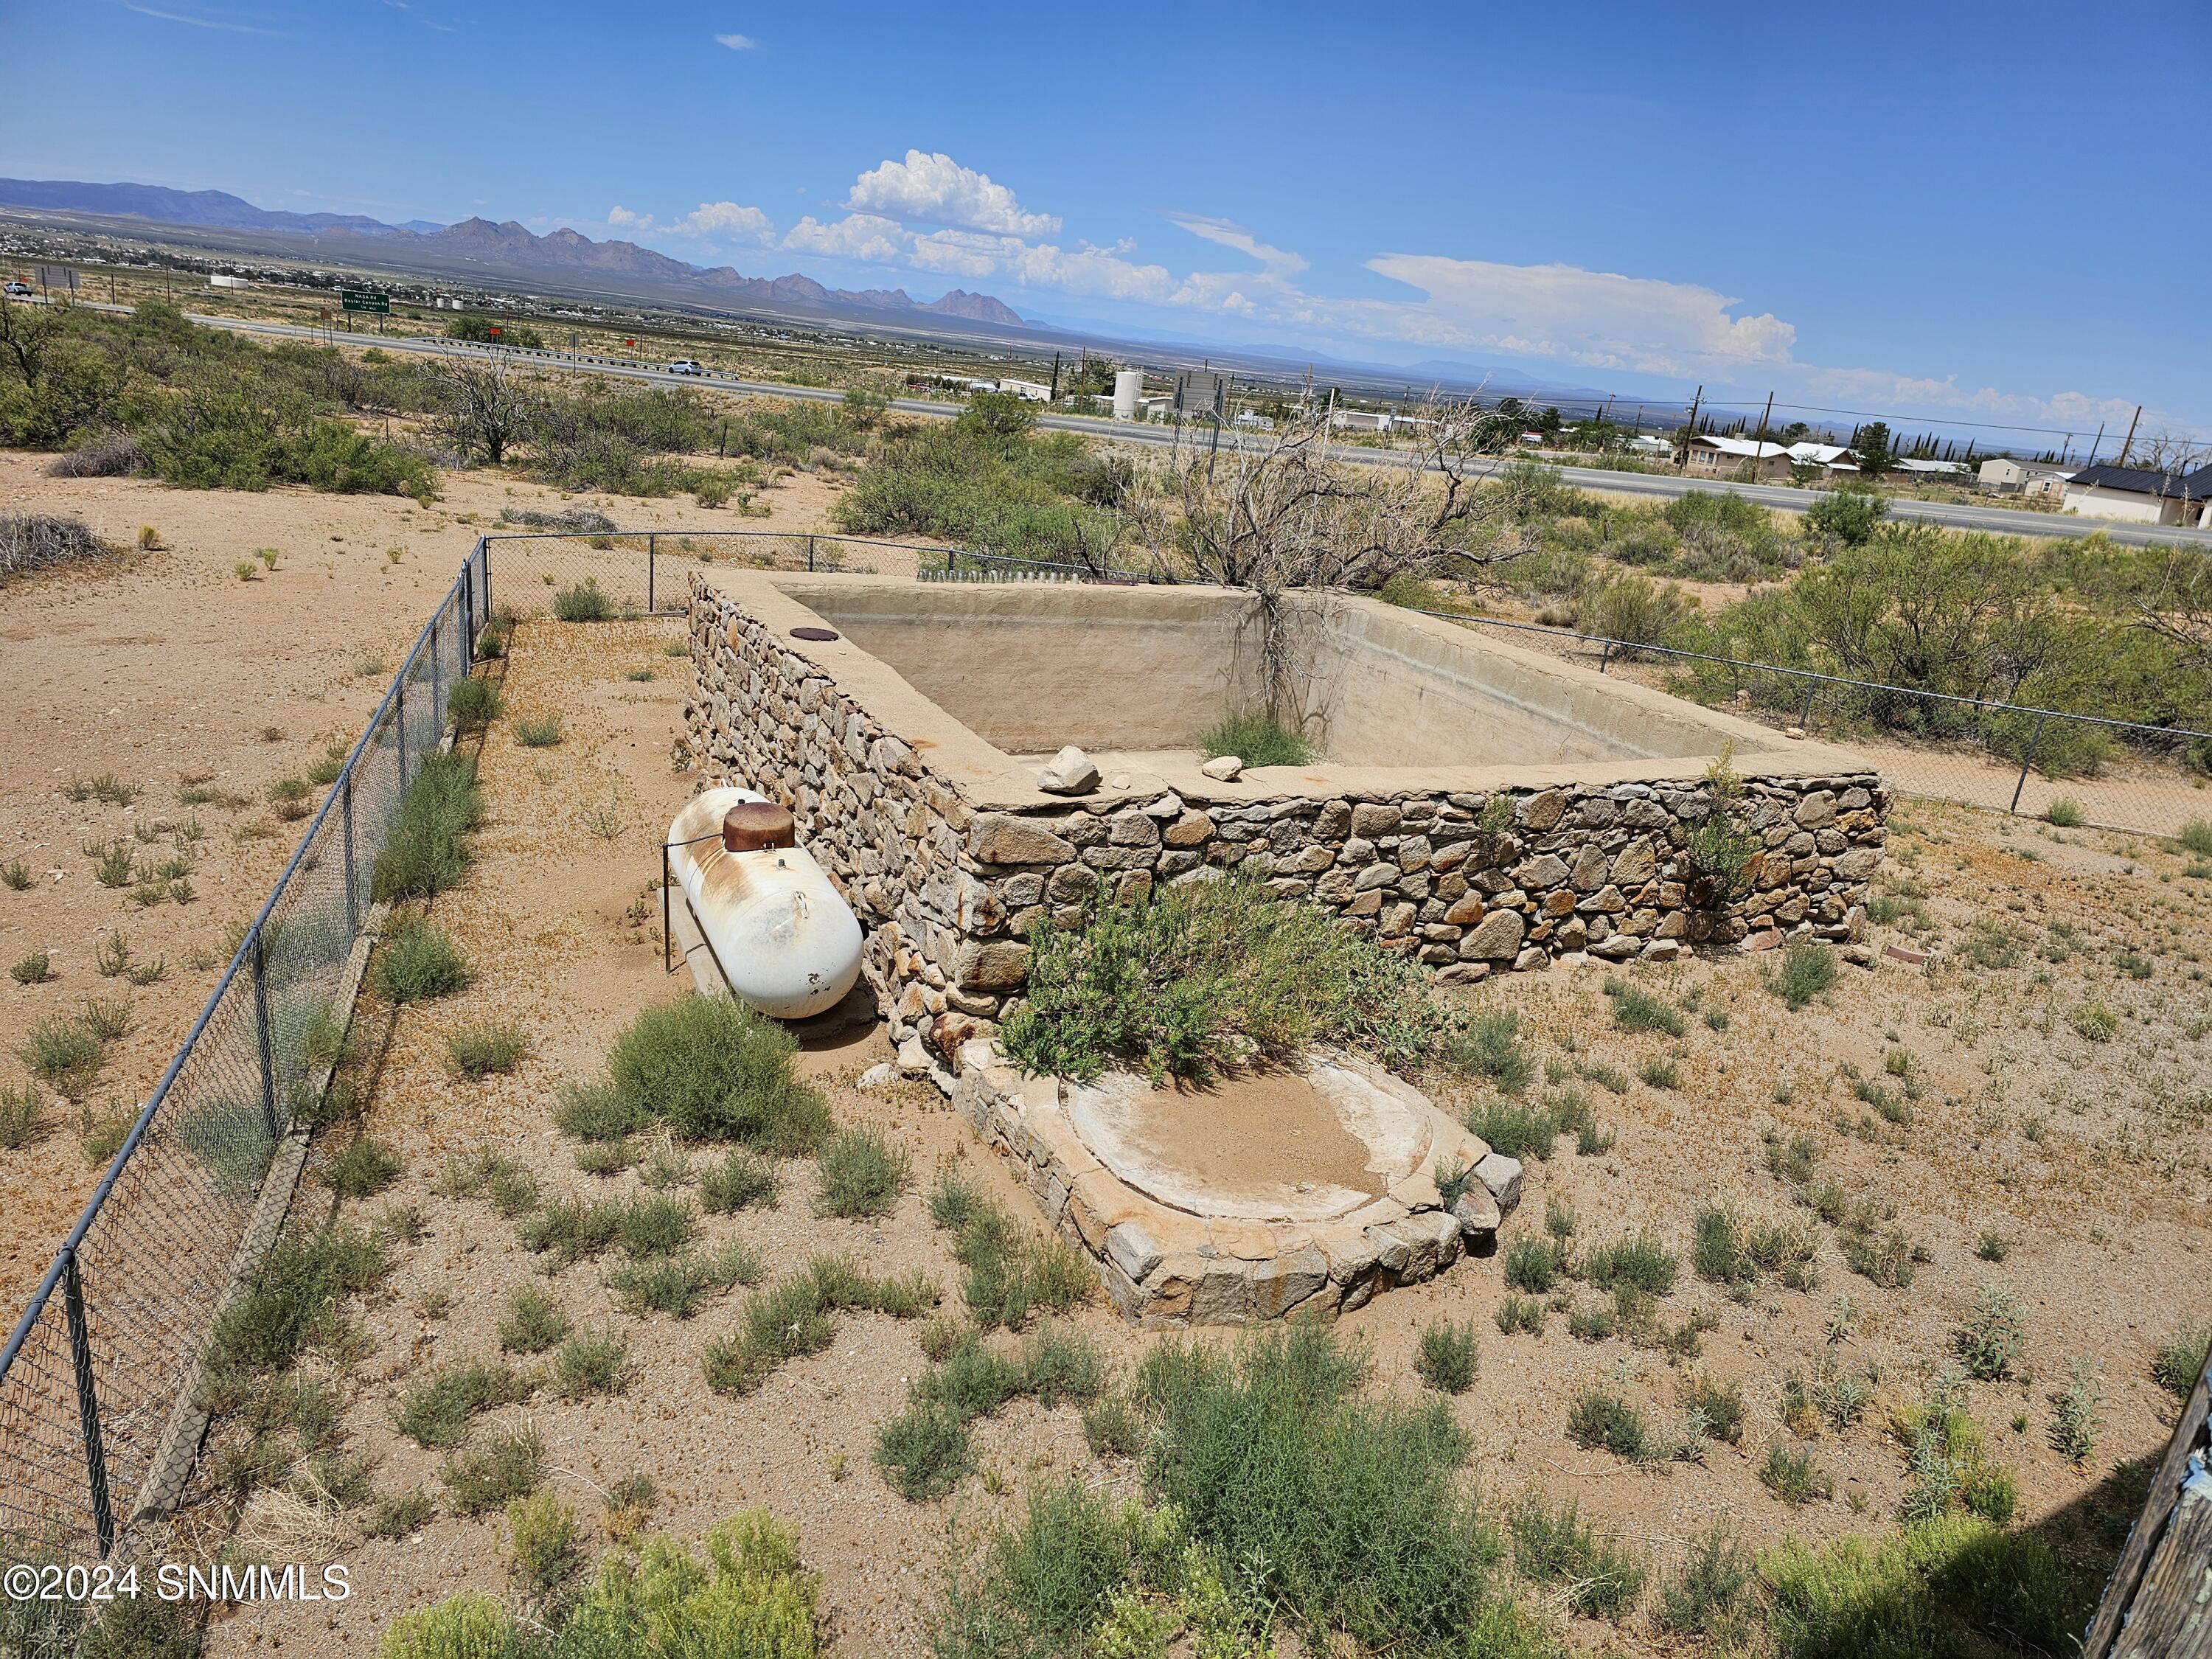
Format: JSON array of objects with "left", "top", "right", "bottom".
[
  {"left": 1037, "top": 745, "right": 1101, "bottom": 796},
  {"left": 858, "top": 1061, "right": 897, "bottom": 1091},
  {"left": 1200, "top": 754, "right": 1244, "bottom": 781}
]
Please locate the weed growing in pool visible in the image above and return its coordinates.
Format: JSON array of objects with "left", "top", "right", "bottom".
[
  {"left": 1, "top": 860, "right": 29, "bottom": 891},
  {"left": 362, "top": 1488, "right": 435, "bottom": 1542},
  {"left": 2180, "top": 819, "right": 2212, "bottom": 858},
  {"left": 1004, "top": 877, "right": 1455, "bottom": 1084},
  {"left": 1952, "top": 1281, "right": 2028, "bottom": 1380},
  {"left": 198, "top": 1224, "right": 389, "bottom": 1415},
  {"left": 1441, "top": 1007, "right": 1534, "bottom": 1093},
  {"left": 373, "top": 916, "right": 471, "bottom": 1004},
  {"left": 1566, "top": 1385, "right": 1658, "bottom": 1461},
  {"left": 1495, "top": 1295, "right": 1547, "bottom": 1335},
  {"left": 10, "top": 950, "right": 54, "bottom": 985},
  {"left": 814, "top": 1126, "right": 910, "bottom": 1217},
  {"left": 1680, "top": 1372, "right": 1746, "bottom": 1444},
  {"left": 2045, "top": 797, "right": 2084, "bottom": 828},
  {"left": 1654, "top": 1524, "right": 1753, "bottom": 1638},
  {"left": 18, "top": 1011, "right": 109, "bottom": 1097},
  {"left": 307, "top": 743, "right": 349, "bottom": 787},
  {"left": 1501, "top": 1234, "right": 1565, "bottom": 1295},
  {"left": 1580, "top": 1228, "right": 1678, "bottom": 1296},
  {"left": 1199, "top": 712, "right": 1318, "bottom": 768}
]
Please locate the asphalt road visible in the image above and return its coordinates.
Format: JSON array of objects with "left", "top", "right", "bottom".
[{"left": 69, "top": 301, "right": 2212, "bottom": 552}]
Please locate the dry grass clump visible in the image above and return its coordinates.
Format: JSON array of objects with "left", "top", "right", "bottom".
[{"left": 0, "top": 513, "right": 108, "bottom": 579}]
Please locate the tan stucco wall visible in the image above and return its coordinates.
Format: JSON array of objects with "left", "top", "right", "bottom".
[{"left": 775, "top": 577, "right": 1777, "bottom": 771}]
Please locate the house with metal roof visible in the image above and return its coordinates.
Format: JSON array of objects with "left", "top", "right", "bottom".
[{"left": 2061, "top": 463, "right": 2212, "bottom": 528}]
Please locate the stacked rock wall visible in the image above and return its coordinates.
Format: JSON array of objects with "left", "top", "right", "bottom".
[{"left": 686, "top": 579, "right": 1890, "bottom": 1065}]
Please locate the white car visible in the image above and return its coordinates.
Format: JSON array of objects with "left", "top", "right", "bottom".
[
  {"left": 665, "top": 359, "right": 705, "bottom": 376},
  {"left": 2, "top": 281, "right": 32, "bottom": 297}
]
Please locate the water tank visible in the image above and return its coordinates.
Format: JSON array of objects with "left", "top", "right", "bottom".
[
  {"left": 667, "top": 787, "right": 863, "bottom": 1020},
  {"left": 1112, "top": 369, "right": 1143, "bottom": 422}
]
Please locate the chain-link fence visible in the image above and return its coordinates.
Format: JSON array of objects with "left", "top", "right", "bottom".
[
  {"left": 1433, "top": 611, "right": 2212, "bottom": 841},
  {"left": 0, "top": 545, "right": 485, "bottom": 1566}
]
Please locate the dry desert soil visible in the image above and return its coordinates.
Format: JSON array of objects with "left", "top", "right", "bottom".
[{"left": 4, "top": 458, "right": 2212, "bottom": 1657}]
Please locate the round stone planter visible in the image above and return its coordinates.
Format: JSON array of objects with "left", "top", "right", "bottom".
[{"left": 949, "top": 1040, "right": 1522, "bottom": 1326}]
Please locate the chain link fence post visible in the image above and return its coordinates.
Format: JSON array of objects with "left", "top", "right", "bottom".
[
  {"left": 2010, "top": 714, "right": 2048, "bottom": 814},
  {"left": 807, "top": 534, "right": 817, "bottom": 572},
  {"left": 341, "top": 772, "right": 359, "bottom": 938},
  {"left": 249, "top": 923, "right": 279, "bottom": 1139},
  {"left": 648, "top": 533, "right": 657, "bottom": 613},
  {"left": 429, "top": 614, "right": 443, "bottom": 731},
  {"left": 1798, "top": 676, "right": 1818, "bottom": 731},
  {"left": 62, "top": 1248, "right": 114, "bottom": 1557},
  {"left": 396, "top": 674, "right": 409, "bottom": 791}
]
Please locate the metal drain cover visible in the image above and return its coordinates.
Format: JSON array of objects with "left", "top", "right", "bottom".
[{"left": 790, "top": 626, "right": 840, "bottom": 642}]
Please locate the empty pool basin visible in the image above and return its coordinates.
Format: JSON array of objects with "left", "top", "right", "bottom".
[{"left": 667, "top": 786, "right": 863, "bottom": 1020}]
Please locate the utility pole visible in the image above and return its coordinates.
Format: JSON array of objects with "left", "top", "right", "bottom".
[
  {"left": 1751, "top": 389, "right": 1775, "bottom": 473},
  {"left": 1048, "top": 351, "right": 1062, "bottom": 401},
  {"left": 1680, "top": 385, "right": 1703, "bottom": 467},
  {"left": 2116, "top": 405, "right": 2142, "bottom": 466},
  {"left": 2083, "top": 422, "right": 2103, "bottom": 467}
]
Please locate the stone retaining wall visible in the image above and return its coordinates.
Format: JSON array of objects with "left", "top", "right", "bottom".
[{"left": 686, "top": 577, "right": 1891, "bottom": 1066}]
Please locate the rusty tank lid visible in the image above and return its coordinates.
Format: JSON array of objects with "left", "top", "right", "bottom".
[{"left": 721, "top": 801, "right": 796, "bottom": 853}]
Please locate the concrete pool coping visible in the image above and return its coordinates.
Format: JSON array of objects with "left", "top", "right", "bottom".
[{"left": 706, "top": 568, "right": 1873, "bottom": 810}]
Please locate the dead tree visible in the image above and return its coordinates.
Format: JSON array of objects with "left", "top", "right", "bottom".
[{"left": 431, "top": 355, "right": 538, "bottom": 466}]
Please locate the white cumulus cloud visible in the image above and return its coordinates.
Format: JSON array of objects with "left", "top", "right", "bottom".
[
  {"left": 1357, "top": 254, "right": 1795, "bottom": 377},
  {"left": 782, "top": 212, "right": 910, "bottom": 265},
  {"left": 846, "top": 150, "right": 1060, "bottom": 237},
  {"left": 604, "top": 202, "right": 775, "bottom": 243}
]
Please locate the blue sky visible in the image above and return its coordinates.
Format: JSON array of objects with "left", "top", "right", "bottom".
[{"left": 7, "top": 0, "right": 2209, "bottom": 440}]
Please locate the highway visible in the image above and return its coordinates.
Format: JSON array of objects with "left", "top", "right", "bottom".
[{"left": 63, "top": 300, "right": 2212, "bottom": 552}]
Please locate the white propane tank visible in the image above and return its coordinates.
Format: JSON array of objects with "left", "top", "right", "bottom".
[
  {"left": 667, "top": 787, "right": 863, "bottom": 1020},
  {"left": 1112, "top": 369, "right": 1142, "bottom": 421}
]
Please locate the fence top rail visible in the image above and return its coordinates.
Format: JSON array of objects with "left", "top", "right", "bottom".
[
  {"left": 0, "top": 546, "right": 483, "bottom": 1396},
  {"left": 1411, "top": 607, "right": 2212, "bottom": 746}
]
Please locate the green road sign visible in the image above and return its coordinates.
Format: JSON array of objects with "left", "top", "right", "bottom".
[{"left": 340, "top": 289, "right": 390, "bottom": 314}]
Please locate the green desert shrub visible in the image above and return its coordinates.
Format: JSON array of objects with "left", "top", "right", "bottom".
[
  {"left": 552, "top": 577, "right": 614, "bottom": 622},
  {"left": 700, "top": 1147, "right": 778, "bottom": 1213},
  {"left": 513, "top": 712, "right": 563, "bottom": 748},
  {"left": 1510, "top": 1495, "right": 1646, "bottom": 1621},
  {"left": 928, "top": 1168, "right": 1091, "bottom": 1331},
  {"left": 1768, "top": 941, "right": 1838, "bottom": 1010},
  {"left": 1760, "top": 1512, "right": 2088, "bottom": 1659},
  {"left": 394, "top": 1358, "right": 534, "bottom": 1449},
  {"left": 599, "top": 994, "right": 830, "bottom": 1152},
  {"left": 1804, "top": 487, "right": 1888, "bottom": 546},
  {"left": 447, "top": 1021, "right": 528, "bottom": 1077},
  {"left": 372, "top": 916, "right": 470, "bottom": 1003},
  {"left": 1004, "top": 877, "right": 1454, "bottom": 1083},
  {"left": 1413, "top": 1318, "right": 1481, "bottom": 1394},
  {"left": 497, "top": 1285, "right": 570, "bottom": 1354},
  {"left": 370, "top": 752, "right": 481, "bottom": 902},
  {"left": 1138, "top": 1323, "right": 1513, "bottom": 1654},
  {"left": 322, "top": 1135, "right": 402, "bottom": 1200},
  {"left": 440, "top": 1427, "right": 546, "bottom": 1517},
  {"left": 813, "top": 1126, "right": 910, "bottom": 1218},
  {"left": 445, "top": 675, "right": 502, "bottom": 726},
  {"left": 199, "top": 1223, "right": 389, "bottom": 1408},
  {"left": 2152, "top": 1318, "right": 2212, "bottom": 1397},
  {"left": 700, "top": 1255, "right": 933, "bottom": 1397},
  {"left": 1952, "top": 1281, "right": 2029, "bottom": 1380},
  {"left": 1603, "top": 976, "right": 1685, "bottom": 1036}
]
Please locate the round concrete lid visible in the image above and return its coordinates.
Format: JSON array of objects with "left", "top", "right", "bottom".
[{"left": 1062, "top": 1057, "right": 1436, "bottom": 1222}]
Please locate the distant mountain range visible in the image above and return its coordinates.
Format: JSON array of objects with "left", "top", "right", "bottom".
[{"left": 0, "top": 177, "right": 1025, "bottom": 329}]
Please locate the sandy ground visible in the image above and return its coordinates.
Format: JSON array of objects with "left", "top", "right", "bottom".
[
  {"left": 0, "top": 453, "right": 847, "bottom": 1312},
  {"left": 6, "top": 459, "right": 2211, "bottom": 1655},
  {"left": 196, "top": 658, "right": 2212, "bottom": 1655}
]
